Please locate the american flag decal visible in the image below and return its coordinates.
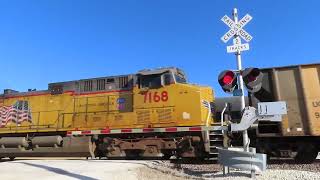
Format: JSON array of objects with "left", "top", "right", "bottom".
[{"left": 0, "top": 101, "right": 32, "bottom": 127}]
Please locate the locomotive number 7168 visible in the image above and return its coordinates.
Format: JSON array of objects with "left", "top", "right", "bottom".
[{"left": 143, "top": 91, "right": 168, "bottom": 103}]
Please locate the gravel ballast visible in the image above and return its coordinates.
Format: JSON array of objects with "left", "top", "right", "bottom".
[{"left": 146, "top": 160, "right": 320, "bottom": 180}]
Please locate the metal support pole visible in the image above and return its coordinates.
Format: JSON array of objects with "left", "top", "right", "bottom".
[{"left": 232, "top": 8, "right": 249, "bottom": 152}]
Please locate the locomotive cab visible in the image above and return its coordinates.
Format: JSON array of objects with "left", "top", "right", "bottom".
[
  {"left": 137, "top": 67, "right": 187, "bottom": 89},
  {"left": 134, "top": 67, "right": 214, "bottom": 127}
]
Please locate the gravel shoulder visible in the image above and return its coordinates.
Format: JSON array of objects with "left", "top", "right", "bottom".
[{"left": 143, "top": 160, "right": 320, "bottom": 180}]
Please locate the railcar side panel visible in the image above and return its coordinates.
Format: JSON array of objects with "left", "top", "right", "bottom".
[{"left": 250, "top": 63, "right": 320, "bottom": 137}]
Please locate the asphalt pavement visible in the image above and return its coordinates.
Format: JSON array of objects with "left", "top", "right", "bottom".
[{"left": 0, "top": 158, "right": 147, "bottom": 180}]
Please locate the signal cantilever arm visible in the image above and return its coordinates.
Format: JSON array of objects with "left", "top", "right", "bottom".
[
  {"left": 229, "top": 106, "right": 258, "bottom": 132},
  {"left": 228, "top": 101, "right": 287, "bottom": 132}
]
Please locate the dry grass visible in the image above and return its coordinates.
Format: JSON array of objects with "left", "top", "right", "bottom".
[{"left": 135, "top": 166, "right": 194, "bottom": 180}]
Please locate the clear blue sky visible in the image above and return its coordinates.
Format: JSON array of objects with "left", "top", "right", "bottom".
[{"left": 0, "top": 1, "right": 319, "bottom": 97}]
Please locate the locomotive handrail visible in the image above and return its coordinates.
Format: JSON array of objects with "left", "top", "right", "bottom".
[
  {"left": 220, "top": 103, "right": 228, "bottom": 127},
  {"left": 206, "top": 101, "right": 211, "bottom": 126}
]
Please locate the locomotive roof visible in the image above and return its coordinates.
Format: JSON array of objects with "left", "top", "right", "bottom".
[
  {"left": 137, "top": 67, "right": 184, "bottom": 76},
  {"left": 1, "top": 67, "right": 183, "bottom": 97}
]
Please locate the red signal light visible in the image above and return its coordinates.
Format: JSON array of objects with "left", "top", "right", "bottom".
[
  {"left": 218, "top": 70, "right": 237, "bottom": 93},
  {"left": 247, "top": 68, "right": 260, "bottom": 82},
  {"left": 222, "top": 71, "right": 235, "bottom": 85},
  {"left": 242, "top": 68, "right": 263, "bottom": 93},
  {"left": 248, "top": 75, "right": 256, "bottom": 82}
]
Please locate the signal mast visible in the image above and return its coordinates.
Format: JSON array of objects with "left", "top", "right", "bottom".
[
  {"left": 218, "top": 9, "right": 287, "bottom": 177},
  {"left": 219, "top": 8, "right": 263, "bottom": 151}
]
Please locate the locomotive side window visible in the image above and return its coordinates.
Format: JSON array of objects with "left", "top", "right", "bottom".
[
  {"left": 163, "top": 73, "right": 174, "bottom": 85},
  {"left": 140, "top": 74, "right": 162, "bottom": 89}
]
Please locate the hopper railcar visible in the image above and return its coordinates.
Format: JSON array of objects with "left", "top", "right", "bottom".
[{"left": 250, "top": 63, "right": 320, "bottom": 163}]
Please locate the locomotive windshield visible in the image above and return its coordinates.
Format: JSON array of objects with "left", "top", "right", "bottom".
[
  {"left": 140, "top": 74, "right": 162, "bottom": 88},
  {"left": 175, "top": 69, "right": 187, "bottom": 83},
  {"left": 138, "top": 68, "right": 187, "bottom": 88},
  {"left": 175, "top": 74, "right": 186, "bottom": 83}
]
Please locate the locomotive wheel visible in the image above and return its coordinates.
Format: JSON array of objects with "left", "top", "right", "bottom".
[
  {"left": 294, "top": 144, "right": 318, "bottom": 164},
  {"left": 125, "top": 150, "right": 140, "bottom": 160},
  {"left": 161, "top": 151, "right": 173, "bottom": 160}
]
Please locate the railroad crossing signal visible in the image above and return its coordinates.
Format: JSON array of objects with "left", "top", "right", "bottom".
[
  {"left": 219, "top": 9, "right": 257, "bottom": 166},
  {"left": 218, "top": 68, "right": 263, "bottom": 94}
]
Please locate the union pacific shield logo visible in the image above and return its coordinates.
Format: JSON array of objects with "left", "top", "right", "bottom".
[
  {"left": 117, "top": 98, "right": 126, "bottom": 110},
  {"left": 0, "top": 100, "right": 32, "bottom": 127}
]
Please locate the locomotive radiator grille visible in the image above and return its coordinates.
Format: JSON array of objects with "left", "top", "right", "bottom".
[{"left": 136, "top": 110, "right": 150, "bottom": 125}]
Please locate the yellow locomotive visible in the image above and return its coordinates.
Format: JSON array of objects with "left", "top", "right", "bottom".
[{"left": 0, "top": 67, "right": 221, "bottom": 159}]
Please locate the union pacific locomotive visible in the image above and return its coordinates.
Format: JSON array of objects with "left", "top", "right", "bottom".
[{"left": 0, "top": 67, "right": 222, "bottom": 159}]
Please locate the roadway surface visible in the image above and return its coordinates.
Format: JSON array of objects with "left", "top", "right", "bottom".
[{"left": 0, "top": 158, "right": 150, "bottom": 180}]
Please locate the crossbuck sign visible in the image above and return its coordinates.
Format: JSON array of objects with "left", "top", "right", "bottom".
[{"left": 221, "top": 13, "right": 253, "bottom": 53}]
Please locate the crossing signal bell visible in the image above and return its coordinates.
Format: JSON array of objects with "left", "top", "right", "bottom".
[
  {"left": 218, "top": 70, "right": 237, "bottom": 93},
  {"left": 218, "top": 68, "right": 263, "bottom": 93},
  {"left": 242, "top": 68, "right": 263, "bottom": 93}
]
